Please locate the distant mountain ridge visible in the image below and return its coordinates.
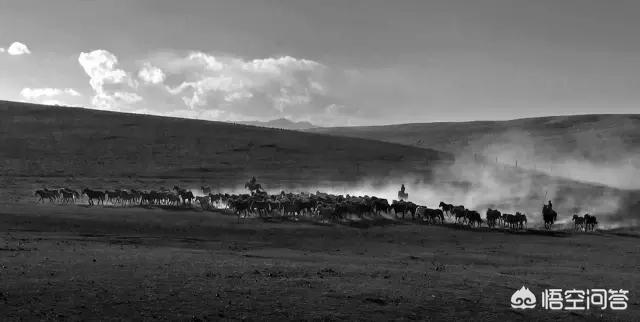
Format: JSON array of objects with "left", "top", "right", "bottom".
[{"left": 239, "top": 118, "right": 316, "bottom": 130}]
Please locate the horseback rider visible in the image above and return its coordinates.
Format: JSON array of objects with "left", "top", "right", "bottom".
[
  {"left": 398, "top": 184, "right": 408, "bottom": 201},
  {"left": 250, "top": 176, "right": 257, "bottom": 185},
  {"left": 547, "top": 200, "right": 553, "bottom": 210}
]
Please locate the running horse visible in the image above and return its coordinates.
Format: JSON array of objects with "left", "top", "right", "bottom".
[
  {"left": 542, "top": 204, "right": 557, "bottom": 230},
  {"left": 82, "top": 188, "right": 105, "bottom": 206},
  {"left": 173, "top": 186, "right": 194, "bottom": 206}
]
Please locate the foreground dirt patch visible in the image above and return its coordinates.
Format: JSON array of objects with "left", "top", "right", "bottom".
[{"left": 0, "top": 204, "right": 637, "bottom": 321}]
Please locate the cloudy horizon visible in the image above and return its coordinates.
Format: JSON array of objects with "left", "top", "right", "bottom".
[{"left": 2, "top": 0, "right": 640, "bottom": 126}]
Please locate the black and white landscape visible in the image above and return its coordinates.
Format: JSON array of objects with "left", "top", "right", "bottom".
[{"left": 1, "top": 1, "right": 639, "bottom": 321}]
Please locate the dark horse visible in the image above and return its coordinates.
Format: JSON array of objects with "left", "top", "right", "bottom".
[
  {"left": 452, "top": 205, "right": 467, "bottom": 224},
  {"left": 35, "top": 189, "right": 56, "bottom": 203},
  {"left": 439, "top": 202, "right": 454, "bottom": 218},
  {"left": 486, "top": 208, "right": 502, "bottom": 228},
  {"left": 542, "top": 204, "right": 557, "bottom": 230},
  {"left": 173, "top": 186, "right": 194, "bottom": 206},
  {"left": 82, "top": 188, "right": 105, "bottom": 206}
]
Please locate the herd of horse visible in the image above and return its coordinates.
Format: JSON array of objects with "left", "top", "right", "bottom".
[
  {"left": 33, "top": 183, "right": 599, "bottom": 231},
  {"left": 35, "top": 187, "right": 195, "bottom": 207}
]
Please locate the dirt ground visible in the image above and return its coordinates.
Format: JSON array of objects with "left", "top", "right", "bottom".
[{"left": 1, "top": 202, "right": 638, "bottom": 321}]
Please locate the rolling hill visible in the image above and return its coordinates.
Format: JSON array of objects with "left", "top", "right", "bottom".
[
  {"left": 308, "top": 114, "right": 640, "bottom": 190},
  {"left": 0, "top": 101, "right": 450, "bottom": 185},
  {"left": 308, "top": 114, "right": 640, "bottom": 158}
]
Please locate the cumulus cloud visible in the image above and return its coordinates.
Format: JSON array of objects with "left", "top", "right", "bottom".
[
  {"left": 167, "top": 75, "right": 251, "bottom": 108},
  {"left": 241, "top": 56, "right": 321, "bottom": 75},
  {"left": 40, "top": 99, "right": 65, "bottom": 106},
  {"left": 188, "top": 52, "right": 224, "bottom": 71},
  {"left": 7, "top": 42, "right": 31, "bottom": 55},
  {"left": 113, "top": 91, "right": 143, "bottom": 104},
  {"left": 71, "top": 48, "right": 349, "bottom": 125},
  {"left": 20, "top": 87, "right": 82, "bottom": 106},
  {"left": 20, "top": 87, "right": 81, "bottom": 99},
  {"left": 78, "top": 49, "right": 139, "bottom": 110},
  {"left": 78, "top": 50, "right": 130, "bottom": 89},
  {"left": 91, "top": 91, "right": 142, "bottom": 109},
  {"left": 156, "top": 52, "right": 331, "bottom": 121},
  {"left": 65, "top": 88, "right": 82, "bottom": 96},
  {"left": 138, "top": 63, "right": 166, "bottom": 84}
]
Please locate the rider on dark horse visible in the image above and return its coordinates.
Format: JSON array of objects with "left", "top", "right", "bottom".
[
  {"left": 400, "top": 184, "right": 405, "bottom": 193},
  {"left": 546, "top": 200, "right": 553, "bottom": 210}
]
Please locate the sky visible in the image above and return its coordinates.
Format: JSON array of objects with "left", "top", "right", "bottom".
[{"left": 1, "top": 0, "right": 639, "bottom": 126}]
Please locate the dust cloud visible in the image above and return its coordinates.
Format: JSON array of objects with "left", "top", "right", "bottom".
[
  {"left": 184, "top": 129, "right": 638, "bottom": 229},
  {"left": 473, "top": 129, "right": 640, "bottom": 190}
]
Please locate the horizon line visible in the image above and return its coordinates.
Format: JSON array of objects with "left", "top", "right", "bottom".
[{"left": 1, "top": 99, "right": 638, "bottom": 128}]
